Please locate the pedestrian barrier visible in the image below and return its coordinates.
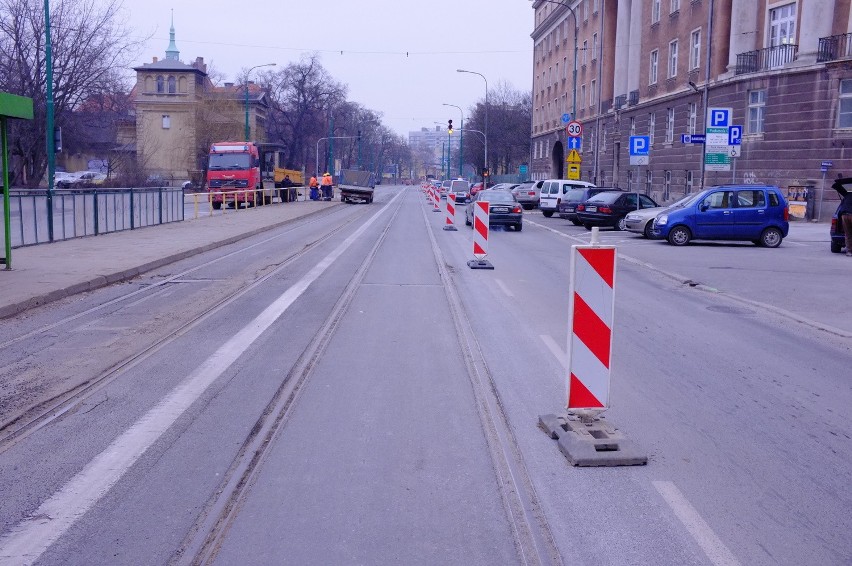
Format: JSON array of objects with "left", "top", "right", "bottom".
[
  {"left": 538, "top": 228, "right": 646, "bottom": 466},
  {"left": 432, "top": 188, "right": 441, "bottom": 212},
  {"left": 443, "top": 193, "right": 458, "bottom": 231},
  {"left": 467, "top": 200, "right": 493, "bottom": 269}
]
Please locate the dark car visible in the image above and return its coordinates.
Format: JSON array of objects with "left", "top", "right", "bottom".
[
  {"left": 576, "top": 191, "right": 659, "bottom": 230},
  {"left": 558, "top": 187, "right": 625, "bottom": 225},
  {"left": 465, "top": 189, "right": 524, "bottom": 231},
  {"left": 830, "top": 177, "right": 851, "bottom": 254}
]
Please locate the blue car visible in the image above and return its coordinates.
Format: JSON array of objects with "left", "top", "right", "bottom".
[{"left": 653, "top": 185, "right": 789, "bottom": 247}]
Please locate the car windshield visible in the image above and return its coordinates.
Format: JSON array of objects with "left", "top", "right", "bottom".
[
  {"left": 586, "top": 191, "right": 622, "bottom": 204},
  {"left": 564, "top": 189, "right": 585, "bottom": 201},
  {"left": 478, "top": 191, "right": 515, "bottom": 202},
  {"left": 209, "top": 153, "right": 250, "bottom": 170},
  {"left": 450, "top": 181, "right": 469, "bottom": 191},
  {"left": 670, "top": 193, "right": 703, "bottom": 208},
  {"left": 442, "top": 181, "right": 451, "bottom": 188}
]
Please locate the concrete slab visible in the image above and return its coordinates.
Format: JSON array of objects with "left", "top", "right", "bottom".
[{"left": 539, "top": 413, "right": 648, "bottom": 467}]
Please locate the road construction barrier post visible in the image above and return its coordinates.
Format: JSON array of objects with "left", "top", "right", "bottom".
[
  {"left": 537, "top": 235, "right": 647, "bottom": 466},
  {"left": 443, "top": 193, "right": 458, "bottom": 231},
  {"left": 432, "top": 188, "right": 441, "bottom": 212},
  {"left": 467, "top": 200, "right": 493, "bottom": 269}
]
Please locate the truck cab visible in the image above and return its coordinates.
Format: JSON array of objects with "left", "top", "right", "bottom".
[{"left": 206, "top": 142, "right": 262, "bottom": 209}]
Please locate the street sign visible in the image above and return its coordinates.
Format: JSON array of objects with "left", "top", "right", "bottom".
[
  {"left": 566, "top": 120, "right": 583, "bottom": 137},
  {"left": 519, "top": 164, "right": 528, "bottom": 175},
  {"left": 561, "top": 113, "right": 571, "bottom": 123},
  {"left": 681, "top": 134, "right": 705, "bottom": 144},
  {"left": 567, "top": 137, "right": 582, "bottom": 151},
  {"left": 566, "top": 149, "right": 582, "bottom": 163},
  {"left": 821, "top": 160, "right": 833, "bottom": 169},
  {"left": 629, "top": 136, "right": 650, "bottom": 156},
  {"left": 567, "top": 164, "right": 581, "bottom": 180},
  {"left": 705, "top": 127, "right": 728, "bottom": 146},
  {"left": 728, "top": 125, "right": 742, "bottom": 145},
  {"left": 708, "top": 107, "right": 732, "bottom": 128},
  {"left": 729, "top": 145, "right": 741, "bottom": 157},
  {"left": 629, "top": 155, "right": 649, "bottom": 166}
]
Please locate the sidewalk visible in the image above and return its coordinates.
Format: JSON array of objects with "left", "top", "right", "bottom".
[{"left": 0, "top": 201, "right": 340, "bottom": 319}]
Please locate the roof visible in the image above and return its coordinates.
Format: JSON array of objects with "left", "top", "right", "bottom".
[{"left": 133, "top": 58, "right": 206, "bottom": 75}]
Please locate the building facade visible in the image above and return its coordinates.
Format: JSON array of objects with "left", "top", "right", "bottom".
[
  {"left": 409, "top": 125, "right": 462, "bottom": 179},
  {"left": 531, "top": 0, "right": 852, "bottom": 216}
]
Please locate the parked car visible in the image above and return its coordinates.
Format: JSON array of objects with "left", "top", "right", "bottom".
[
  {"left": 54, "top": 171, "right": 83, "bottom": 188},
  {"left": 440, "top": 179, "right": 451, "bottom": 198},
  {"left": 652, "top": 185, "right": 789, "bottom": 247},
  {"left": 539, "top": 179, "right": 595, "bottom": 218},
  {"left": 624, "top": 194, "right": 697, "bottom": 238},
  {"left": 558, "top": 186, "right": 624, "bottom": 224},
  {"left": 576, "top": 191, "right": 659, "bottom": 230},
  {"left": 448, "top": 179, "right": 471, "bottom": 203},
  {"left": 830, "top": 177, "right": 851, "bottom": 254},
  {"left": 511, "top": 181, "right": 542, "bottom": 210},
  {"left": 465, "top": 189, "right": 524, "bottom": 231},
  {"left": 469, "top": 181, "right": 494, "bottom": 197}
]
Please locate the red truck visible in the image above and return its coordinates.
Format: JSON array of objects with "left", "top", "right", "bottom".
[{"left": 206, "top": 142, "right": 264, "bottom": 209}]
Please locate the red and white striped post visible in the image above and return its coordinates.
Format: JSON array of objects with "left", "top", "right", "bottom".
[
  {"left": 443, "top": 193, "right": 458, "bottom": 231},
  {"left": 432, "top": 188, "right": 441, "bottom": 212},
  {"left": 566, "top": 239, "right": 616, "bottom": 413},
  {"left": 467, "top": 200, "right": 494, "bottom": 269}
]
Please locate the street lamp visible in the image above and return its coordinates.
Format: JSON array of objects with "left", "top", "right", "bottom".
[
  {"left": 244, "top": 63, "right": 275, "bottom": 141},
  {"left": 457, "top": 69, "right": 488, "bottom": 178},
  {"left": 443, "top": 103, "right": 463, "bottom": 178},
  {"left": 44, "top": 0, "right": 56, "bottom": 241}
]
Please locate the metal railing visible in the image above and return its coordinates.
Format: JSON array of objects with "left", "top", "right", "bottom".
[
  {"left": 735, "top": 44, "right": 798, "bottom": 75},
  {"left": 1, "top": 187, "right": 184, "bottom": 249},
  {"left": 817, "top": 33, "right": 852, "bottom": 62}
]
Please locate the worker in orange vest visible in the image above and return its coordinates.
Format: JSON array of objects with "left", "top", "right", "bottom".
[
  {"left": 309, "top": 175, "right": 319, "bottom": 200},
  {"left": 321, "top": 172, "right": 333, "bottom": 201}
]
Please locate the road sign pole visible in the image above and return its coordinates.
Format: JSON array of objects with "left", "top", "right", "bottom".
[
  {"left": 732, "top": 156, "right": 736, "bottom": 183},
  {"left": 818, "top": 170, "right": 826, "bottom": 223}
]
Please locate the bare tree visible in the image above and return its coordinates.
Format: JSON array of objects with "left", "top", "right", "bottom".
[
  {"left": 464, "top": 81, "right": 532, "bottom": 177},
  {"left": 0, "top": 0, "right": 141, "bottom": 187}
]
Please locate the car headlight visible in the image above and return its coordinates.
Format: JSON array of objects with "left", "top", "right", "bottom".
[
  {"left": 656, "top": 214, "right": 668, "bottom": 226},
  {"left": 625, "top": 213, "right": 639, "bottom": 220}
]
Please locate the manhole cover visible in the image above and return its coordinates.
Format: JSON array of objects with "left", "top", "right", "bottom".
[{"left": 706, "top": 305, "right": 755, "bottom": 315}]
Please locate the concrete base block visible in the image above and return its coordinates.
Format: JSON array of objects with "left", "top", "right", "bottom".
[
  {"left": 467, "top": 259, "right": 494, "bottom": 270},
  {"left": 442, "top": 225, "right": 458, "bottom": 231},
  {"left": 432, "top": 208, "right": 441, "bottom": 212},
  {"left": 538, "top": 413, "right": 647, "bottom": 467}
]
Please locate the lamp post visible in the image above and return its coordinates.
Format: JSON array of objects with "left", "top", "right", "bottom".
[
  {"left": 443, "top": 103, "right": 463, "bottom": 178},
  {"left": 244, "top": 63, "right": 275, "bottom": 141},
  {"left": 316, "top": 136, "right": 358, "bottom": 178},
  {"left": 44, "top": 0, "right": 55, "bottom": 241},
  {"left": 457, "top": 69, "right": 488, "bottom": 178}
]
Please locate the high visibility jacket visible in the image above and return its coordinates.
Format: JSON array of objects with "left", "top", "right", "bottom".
[
  {"left": 309, "top": 176, "right": 319, "bottom": 188},
  {"left": 321, "top": 174, "right": 333, "bottom": 186}
]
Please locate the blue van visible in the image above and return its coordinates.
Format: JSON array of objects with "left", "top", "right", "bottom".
[{"left": 653, "top": 185, "right": 789, "bottom": 247}]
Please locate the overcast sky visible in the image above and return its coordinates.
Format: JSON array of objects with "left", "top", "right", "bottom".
[{"left": 125, "top": 0, "right": 534, "bottom": 137}]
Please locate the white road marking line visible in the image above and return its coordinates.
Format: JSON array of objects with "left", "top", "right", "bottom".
[
  {"left": 539, "top": 334, "right": 567, "bottom": 369},
  {"left": 653, "top": 480, "right": 741, "bottom": 566},
  {"left": 495, "top": 279, "right": 514, "bottom": 297},
  {"left": 0, "top": 192, "right": 405, "bottom": 566}
]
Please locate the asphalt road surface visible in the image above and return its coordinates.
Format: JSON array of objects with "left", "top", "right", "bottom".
[{"left": 0, "top": 186, "right": 849, "bottom": 565}]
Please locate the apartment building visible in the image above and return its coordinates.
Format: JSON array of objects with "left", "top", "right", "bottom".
[{"left": 531, "top": 0, "right": 852, "bottom": 214}]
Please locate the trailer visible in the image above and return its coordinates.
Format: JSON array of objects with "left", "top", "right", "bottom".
[{"left": 338, "top": 169, "right": 376, "bottom": 204}]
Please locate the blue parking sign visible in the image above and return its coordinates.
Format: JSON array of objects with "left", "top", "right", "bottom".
[
  {"left": 629, "top": 136, "right": 650, "bottom": 156},
  {"left": 708, "top": 108, "right": 731, "bottom": 127},
  {"left": 728, "top": 125, "right": 742, "bottom": 145}
]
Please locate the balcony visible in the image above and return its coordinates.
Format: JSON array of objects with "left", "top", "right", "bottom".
[
  {"left": 817, "top": 33, "right": 852, "bottom": 62},
  {"left": 735, "top": 44, "right": 798, "bottom": 75},
  {"left": 628, "top": 90, "right": 639, "bottom": 106},
  {"left": 614, "top": 94, "right": 627, "bottom": 110}
]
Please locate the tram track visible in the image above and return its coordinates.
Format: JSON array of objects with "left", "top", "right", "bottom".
[
  {"left": 0, "top": 205, "right": 374, "bottom": 453},
  {"left": 172, "top": 191, "right": 406, "bottom": 566}
]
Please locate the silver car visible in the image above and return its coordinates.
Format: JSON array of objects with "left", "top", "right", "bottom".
[
  {"left": 511, "top": 181, "right": 541, "bottom": 209},
  {"left": 624, "top": 195, "right": 696, "bottom": 238}
]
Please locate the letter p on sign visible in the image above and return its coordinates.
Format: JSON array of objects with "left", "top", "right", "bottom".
[{"left": 709, "top": 107, "right": 731, "bottom": 127}]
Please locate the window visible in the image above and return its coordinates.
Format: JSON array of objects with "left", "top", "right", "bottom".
[
  {"left": 688, "top": 103, "right": 697, "bottom": 134},
  {"left": 651, "top": 0, "right": 661, "bottom": 24},
  {"left": 601, "top": 127, "right": 607, "bottom": 152},
  {"left": 594, "top": 0, "right": 600, "bottom": 13},
  {"left": 689, "top": 29, "right": 701, "bottom": 71},
  {"left": 686, "top": 170, "right": 694, "bottom": 193},
  {"left": 630, "top": 116, "right": 636, "bottom": 136},
  {"left": 555, "top": 63, "right": 559, "bottom": 85},
  {"left": 590, "top": 79, "right": 597, "bottom": 107},
  {"left": 839, "top": 80, "right": 852, "bottom": 128},
  {"left": 162, "top": 115, "right": 171, "bottom": 129},
  {"left": 702, "top": 191, "right": 735, "bottom": 209},
  {"left": 664, "top": 170, "right": 671, "bottom": 200},
  {"left": 563, "top": 57, "right": 568, "bottom": 80},
  {"left": 592, "top": 33, "right": 598, "bottom": 61},
  {"left": 666, "top": 107, "right": 674, "bottom": 143},
  {"left": 583, "top": 40, "right": 588, "bottom": 65},
  {"left": 748, "top": 89, "right": 766, "bottom": 133},
  {"left": 769, "top": 3, "right": 796, "bottom": 47},
  {"left": 646, "top": 170, "right": 652, "bottom": 194},
  {"left": 156, "top": 75, "right": 164, "bottom": 93},
  {"left": 167, "top": 76, "right": 176, "bottom": 94},
  {"left": 581, "top": 84, "right": 587, "bottom": 109},
  {"left": 649, "top": 113, "right": 656, "bottom": 145},
  {"left": 668, "top": 40, "right": 678, "bottom": 78},
  {"left": 670, "top": 0, "right": 680, "bottom": 13},
  {"left": 736, "top": 190, "right": 766, "bottom": 208},
  {"left": 649, "top": 50, "right": 659, "bottom": 84},
  {"left": 627, "top": 169, "right": 633, "bottom": 191}
]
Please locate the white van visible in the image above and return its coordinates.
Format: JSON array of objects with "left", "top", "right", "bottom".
[{"left": 538, "top": 179, "right": 596, "bottom": 217}]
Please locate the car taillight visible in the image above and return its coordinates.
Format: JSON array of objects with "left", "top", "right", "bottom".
[
  {"left": 831, "top": 218, "right": 837, "bottom": 232},
  {"left": 528, "top": 191, "right": 535, "bottom": 196},
  {"left": 512, "top": 205, "right": 522, "bottom": 213},
  {"left": 783, "top": 207, "right": 789, "bottom": 221},
  {"left": 577, "top": 204, "right": 585, "bottom": 211},
  {"left": 599, "top": 206, "right": 613, "bottom": 214}
]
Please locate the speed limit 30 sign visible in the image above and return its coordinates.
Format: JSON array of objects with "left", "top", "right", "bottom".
[{"left": 566, "top": 120, "right": 583, "bottom": 137}]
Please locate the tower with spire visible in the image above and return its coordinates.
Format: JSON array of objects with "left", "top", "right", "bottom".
[{"left": 165, "top": 9, "right": 179, "bottom": 61}]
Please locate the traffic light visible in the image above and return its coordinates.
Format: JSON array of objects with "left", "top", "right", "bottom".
[
  {"left": 357, "top": 129, "right": 361, "bottom": 141},
  {"left": 482, "top": 168, "right": 489, "bottom": 177},
  {"left": 448, "top": 119, "right": 453, "bottom": 134}
]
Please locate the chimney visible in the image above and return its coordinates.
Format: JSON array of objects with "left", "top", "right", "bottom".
[
  {"left": 153, "top": 56, "right": 158, "bottom": 63},
  {"left": 194, "top": 56, "right": 206, "bottom": 72}
]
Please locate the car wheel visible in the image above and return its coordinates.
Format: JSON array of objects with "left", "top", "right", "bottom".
[
  {"left": 643, "top": 221, "right": 654, "bottom": 239},
  {"left": 542, "top": 210, "right": 554, "bottom": 218},
  {"left": 759, "top": 227, "right": 783, "bottom": 248},
  {"left": 616, "top": 217, "right": 627, "bottom": 231},
  {"left": 667, "top": 225, "right": 691, "bottom": 246},
  {"left": 571, "top": 220, "right": 581, "bottom": 226},
  {"left": 212, "top": 201, "right": 222, "bottom": 210},
  {"left": 515, "top": 223, "right": 523, "bottom": 232},
  {"left": 831, "top": 240, "right": 842, "bottom": 253},
  {"left": 583, "top": 223, "right": 592, "bottom": 231}
]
